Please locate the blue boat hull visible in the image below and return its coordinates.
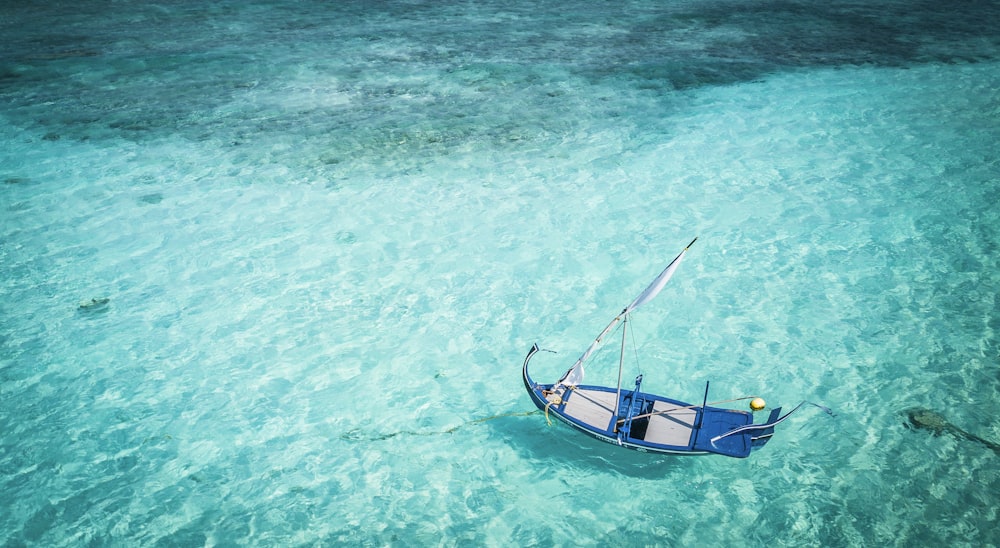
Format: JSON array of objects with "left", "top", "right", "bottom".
[{"left": 522, "top": 344, "right": 779, "bottom": 458}]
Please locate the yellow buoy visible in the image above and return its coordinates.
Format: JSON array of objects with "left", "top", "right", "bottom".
[{"left": 750, "top": 397, "right": 766, "bottom": 411}]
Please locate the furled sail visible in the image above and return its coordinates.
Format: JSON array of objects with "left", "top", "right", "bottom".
[
  {"left": 556, "top": 317, "right": 619, "bottom": 387},
  {"left": 555, "top": 238, "right": 697, "bottom": 389}
]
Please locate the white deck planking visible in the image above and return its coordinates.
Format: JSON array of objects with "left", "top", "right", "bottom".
[
  {"left": 563, "top": 389, "right": 617, "bottom": 431},
  {"left": 642, "top": 401, "right": 696, "bottom": 447}
]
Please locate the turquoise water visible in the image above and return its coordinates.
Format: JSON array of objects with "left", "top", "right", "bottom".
[{"left": 3, "top": 0, "right": 999, "bottom": 545}]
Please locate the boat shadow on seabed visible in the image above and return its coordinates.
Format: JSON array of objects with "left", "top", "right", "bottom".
[{"left": 497, "top": 415, "right": 691, "bottom": 478}]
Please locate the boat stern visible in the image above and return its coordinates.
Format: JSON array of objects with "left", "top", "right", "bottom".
[{"left": 750, "top": 407, "right": 782, "bottom": 449}]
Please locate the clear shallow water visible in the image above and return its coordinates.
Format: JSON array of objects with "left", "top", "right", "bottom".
[{"left": 2, "top": 0, "right": 999, "bottom": 545}]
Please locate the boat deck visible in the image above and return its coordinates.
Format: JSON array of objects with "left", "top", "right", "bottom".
[
  {"left": 560, "top": 388, "right": 701, "bottom": 449},
  {"left": 641, "top": 401, "right": 697, "bottom": 447},
  {"left": 562, "top": 388, "right": 617, "bottom": 432}
]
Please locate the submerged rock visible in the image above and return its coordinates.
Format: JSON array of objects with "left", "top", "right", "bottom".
[
  {"left": 139, "top": 193, "right": 163, "bottom": 204},
  {"left": 78, "top": 297, "right": 110, "bottom": 311},
  {"left": 904, "top": 407, "right": 1000, "bottom": 456}
]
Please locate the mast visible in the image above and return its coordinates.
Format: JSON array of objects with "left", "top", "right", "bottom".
[{"left": 613, "top": 313, "right": 629, "bottom": 418}]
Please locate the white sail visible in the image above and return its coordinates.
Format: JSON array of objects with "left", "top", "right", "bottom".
[
  {"left": 624, "top": 237, "right": 696, "bottom": 314},
  {"left": 556, "top": 238, "right": 697, "bottom": 389}
]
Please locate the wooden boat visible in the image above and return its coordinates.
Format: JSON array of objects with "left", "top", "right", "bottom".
[{"left": 522, "top": 238, "right": 807, "bottom": 458}]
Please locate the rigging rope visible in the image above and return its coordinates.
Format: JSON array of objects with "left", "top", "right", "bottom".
[
  {"left": 544, "top": 397, "right": 562, "bottom": 426},
  {"left": 338, "top": 410, "right": 542, "bottom": 442}
]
